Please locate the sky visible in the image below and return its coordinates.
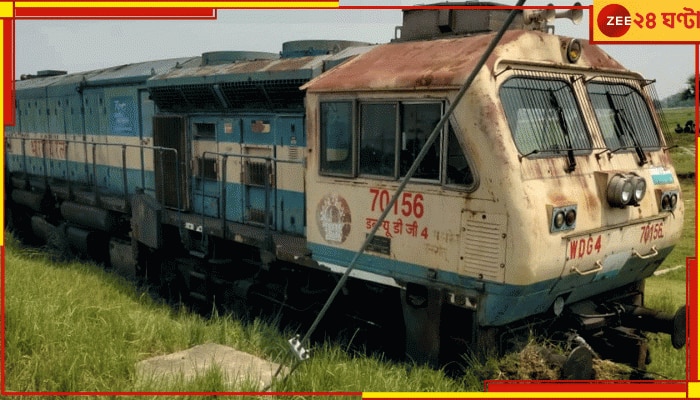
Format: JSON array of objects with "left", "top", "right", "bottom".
[{"left": 13, "top": 0, "right": 697, "bottom": 100}]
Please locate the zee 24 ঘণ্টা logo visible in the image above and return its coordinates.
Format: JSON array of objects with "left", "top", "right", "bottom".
[{"left": 596, "top": 2, "right": 700, "bottom": 41}]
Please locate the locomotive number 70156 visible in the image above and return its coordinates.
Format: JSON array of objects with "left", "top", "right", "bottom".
[
  {"left": 640, "top": 222, "right": 664, "bottom": 244},
  {"left": 369, "top": 188, "right": 425, "bottom": 219}
]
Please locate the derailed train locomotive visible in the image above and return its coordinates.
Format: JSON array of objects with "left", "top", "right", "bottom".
[{"left": 5, "top": 5, "right": 687, "bottom": 373}]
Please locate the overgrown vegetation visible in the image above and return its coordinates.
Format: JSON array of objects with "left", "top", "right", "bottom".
[
  {"left": 4, "top": 213, "right": 690, "bottom": 395},
  {"left": 3, "top": 235, "right": 470, "bottom": 394}
]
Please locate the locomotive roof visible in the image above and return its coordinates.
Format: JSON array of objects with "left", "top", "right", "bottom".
[
  {"left": 302, "top": 30, "right": 627, "bottom": 93},
  {"left": 146, "top": 45, "right": 375, "bottom": 88},
  {"left": 15, "top": 57, "right": 198, "bottom": 96},
  {"left": 86, "top": 57, "right": 199, "bottom": 86}
]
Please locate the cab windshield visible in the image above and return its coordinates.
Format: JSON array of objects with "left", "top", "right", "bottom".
[
  {"left": 500, "top": 77, "right": 591, "bottom": 171},
  {"left": 586, "top": 82, "right": 660, "bottom": 164}
]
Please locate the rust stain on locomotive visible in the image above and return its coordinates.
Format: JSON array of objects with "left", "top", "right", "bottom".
[
  {"left": 577, "top": 42, "right": 625, "bottom": 71},
  {"left": 304, "top": 30, "right": 629, "bottom": 95},
  {"left": 155, "top": 57, "right": 322, "bottom": 80},
  {"left": 477, "top": 99, "right": 511, "bottom": 164},
  {"left": 304, "top": 34, "right": 496, "bottom": 92}
]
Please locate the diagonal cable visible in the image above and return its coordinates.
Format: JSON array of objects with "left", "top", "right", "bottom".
[{"left": 266, "top": 0, "right": 527, "bottom": 391}]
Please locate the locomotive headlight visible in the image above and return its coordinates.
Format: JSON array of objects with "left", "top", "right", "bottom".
[
  {"left": 629, "top": 174, "right": 647, "bottom": 205},
  {"left": 550, "top": 205, "right": 577, "bottom": 232},
  {"left": 660, "top": 190, "right": 680, "bottom": 212},
  {"left": 662, "top": 194, "right": 671, "bottom": 210},
  {"left": 607, "top": 174, "right": 634, "bottom": 208},
  {"left": 566, "top": 39, "right": 582, "bottom": 63},
  {"left": 553, "top": 211, "right": 566, "bottom": 229},
  {"left": 565, "top": 208, "right": 577, "bottom": 226}
]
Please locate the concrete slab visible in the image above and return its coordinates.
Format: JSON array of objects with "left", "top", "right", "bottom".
[{"left": 135, "top": 343, "right": 285, "bottom": 390}]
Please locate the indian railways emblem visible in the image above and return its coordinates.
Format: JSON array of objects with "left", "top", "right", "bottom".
[{"left": 317, "top": 193, "right": 351, "bottom": 244}]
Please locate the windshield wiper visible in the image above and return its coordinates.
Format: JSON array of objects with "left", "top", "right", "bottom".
[
  {"left": 605, "top": 91, "right": 648, "bottom": 166},
  {"left": 549, "top": 90, "right": 577, "bottom": 172}
]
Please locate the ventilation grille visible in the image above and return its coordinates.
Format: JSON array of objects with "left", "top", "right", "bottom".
[
  {"left": 149, "top": 79, "right": 307, "bottom": 111},
  {"left": 244, "top": 161, "right": 269, "bottom": 187},
  {"left": 459, "top": 213, "right": 507, "bottom": 282},
  {"left": 288, "top": 147, "right": 299, "bottom": 160},
  {"left": 149, "top": 84, "right": 219, "bottom": 111}
]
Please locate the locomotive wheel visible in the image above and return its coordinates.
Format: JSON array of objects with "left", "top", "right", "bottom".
[
  {"left": 560, "top": 346, "right": 594, "bottom": 380},
  {"left": 672, "top": 305, "right": 686, "bottom": 349},
  {"left": 6, "top": 205, "right": 39, "bottom": 245}
]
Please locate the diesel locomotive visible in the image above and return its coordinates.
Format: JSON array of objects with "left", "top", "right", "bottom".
[{"left": 5, "top": 4, "right": 687, "bottom": 374}]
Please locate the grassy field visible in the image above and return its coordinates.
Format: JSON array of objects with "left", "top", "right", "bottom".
[
  {"left": 4, "top": 228, "right": 690, "bottom": 395},
  {"left": 660, "top": 106, "right": 696, "bottom": 271},
  {"left": 3, "top": 107, "right": 695, "bottom": 393},
  {"left": 663, "top": 107, "right": 696, "bottom": 179},
  {"left": 641, "top": 106, "right": 697, "bottom": 380},
  {"left": 3, "top": 236, "right": 469, "bottom": 394}
]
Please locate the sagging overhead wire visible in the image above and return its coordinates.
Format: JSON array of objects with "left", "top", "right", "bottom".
[{"left": 263, "top": 0, "right": 527, "bottom": 391}]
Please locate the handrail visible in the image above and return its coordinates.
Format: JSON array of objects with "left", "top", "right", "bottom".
[{"left": 9, "top": 136, "right": 182, "bottom": 219}]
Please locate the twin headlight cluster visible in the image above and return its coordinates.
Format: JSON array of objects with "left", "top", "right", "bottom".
[
  {"left": 550, "top": 205, "right": 577, "bottom": 233},
  {"left": 606, "top": 173, "right": 647, "bottom": 208},
  {"left": 550, "top": 172, "right": 677, "bottom": 233},
  {"left": 606, "top": 173, "right": 679, "bottom": 212}
]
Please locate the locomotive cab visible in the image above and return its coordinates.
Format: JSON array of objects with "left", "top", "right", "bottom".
[{"left": 303, "top": 5, "right": 685, "bottom": 369}]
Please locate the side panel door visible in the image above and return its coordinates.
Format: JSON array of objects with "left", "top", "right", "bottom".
[{"left": 153, "top": 115, "right": 189, "bottom": 210}]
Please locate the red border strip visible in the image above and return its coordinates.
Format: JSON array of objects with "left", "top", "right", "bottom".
[
  {"left": 15, "top": 7, "right": 217, "bottom": 19},
  {"left": 4, "top": 19, "right": 13, "bottom": 126},
  {"left": 485, "top": 381, "right": 687, "bottom": 393}
]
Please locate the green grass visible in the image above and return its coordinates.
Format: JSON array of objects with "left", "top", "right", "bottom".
[
  {"left": 644, "top": 274, "right": 688, "bottom": 380},
  {"left": 659, "top": 178, "right": 696, "bottom": 271},
  {"left": 3, "top": 235, "right": 470, "bottom": 394},
  {"left": 5, "top": 225, "right": 691, "bottom": 393},
  {"left": 645, "top": 104, "right": 695, "bottom": 380},
  {"left": 663, "top": 107, "right": 696, "bottom": 177},
  {"left": 4, "top": 236, "right": 282, "bottom": 393}
]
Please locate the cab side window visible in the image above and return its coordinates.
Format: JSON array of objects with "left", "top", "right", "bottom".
[
  {"left": 400, "top": 103, "right": 441, "bottom": 181},
  {"left": 319, "top": 99, "right": 477, "bottom": 191},
  {"left": 360, "top": 103, "right": 397, "bottom": 177},
  {"left": 445, "top": 123, "right": 474, "bottom": 187},
  {"left": 320, "top": 101, "right": 353, "bottom": 176}
]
